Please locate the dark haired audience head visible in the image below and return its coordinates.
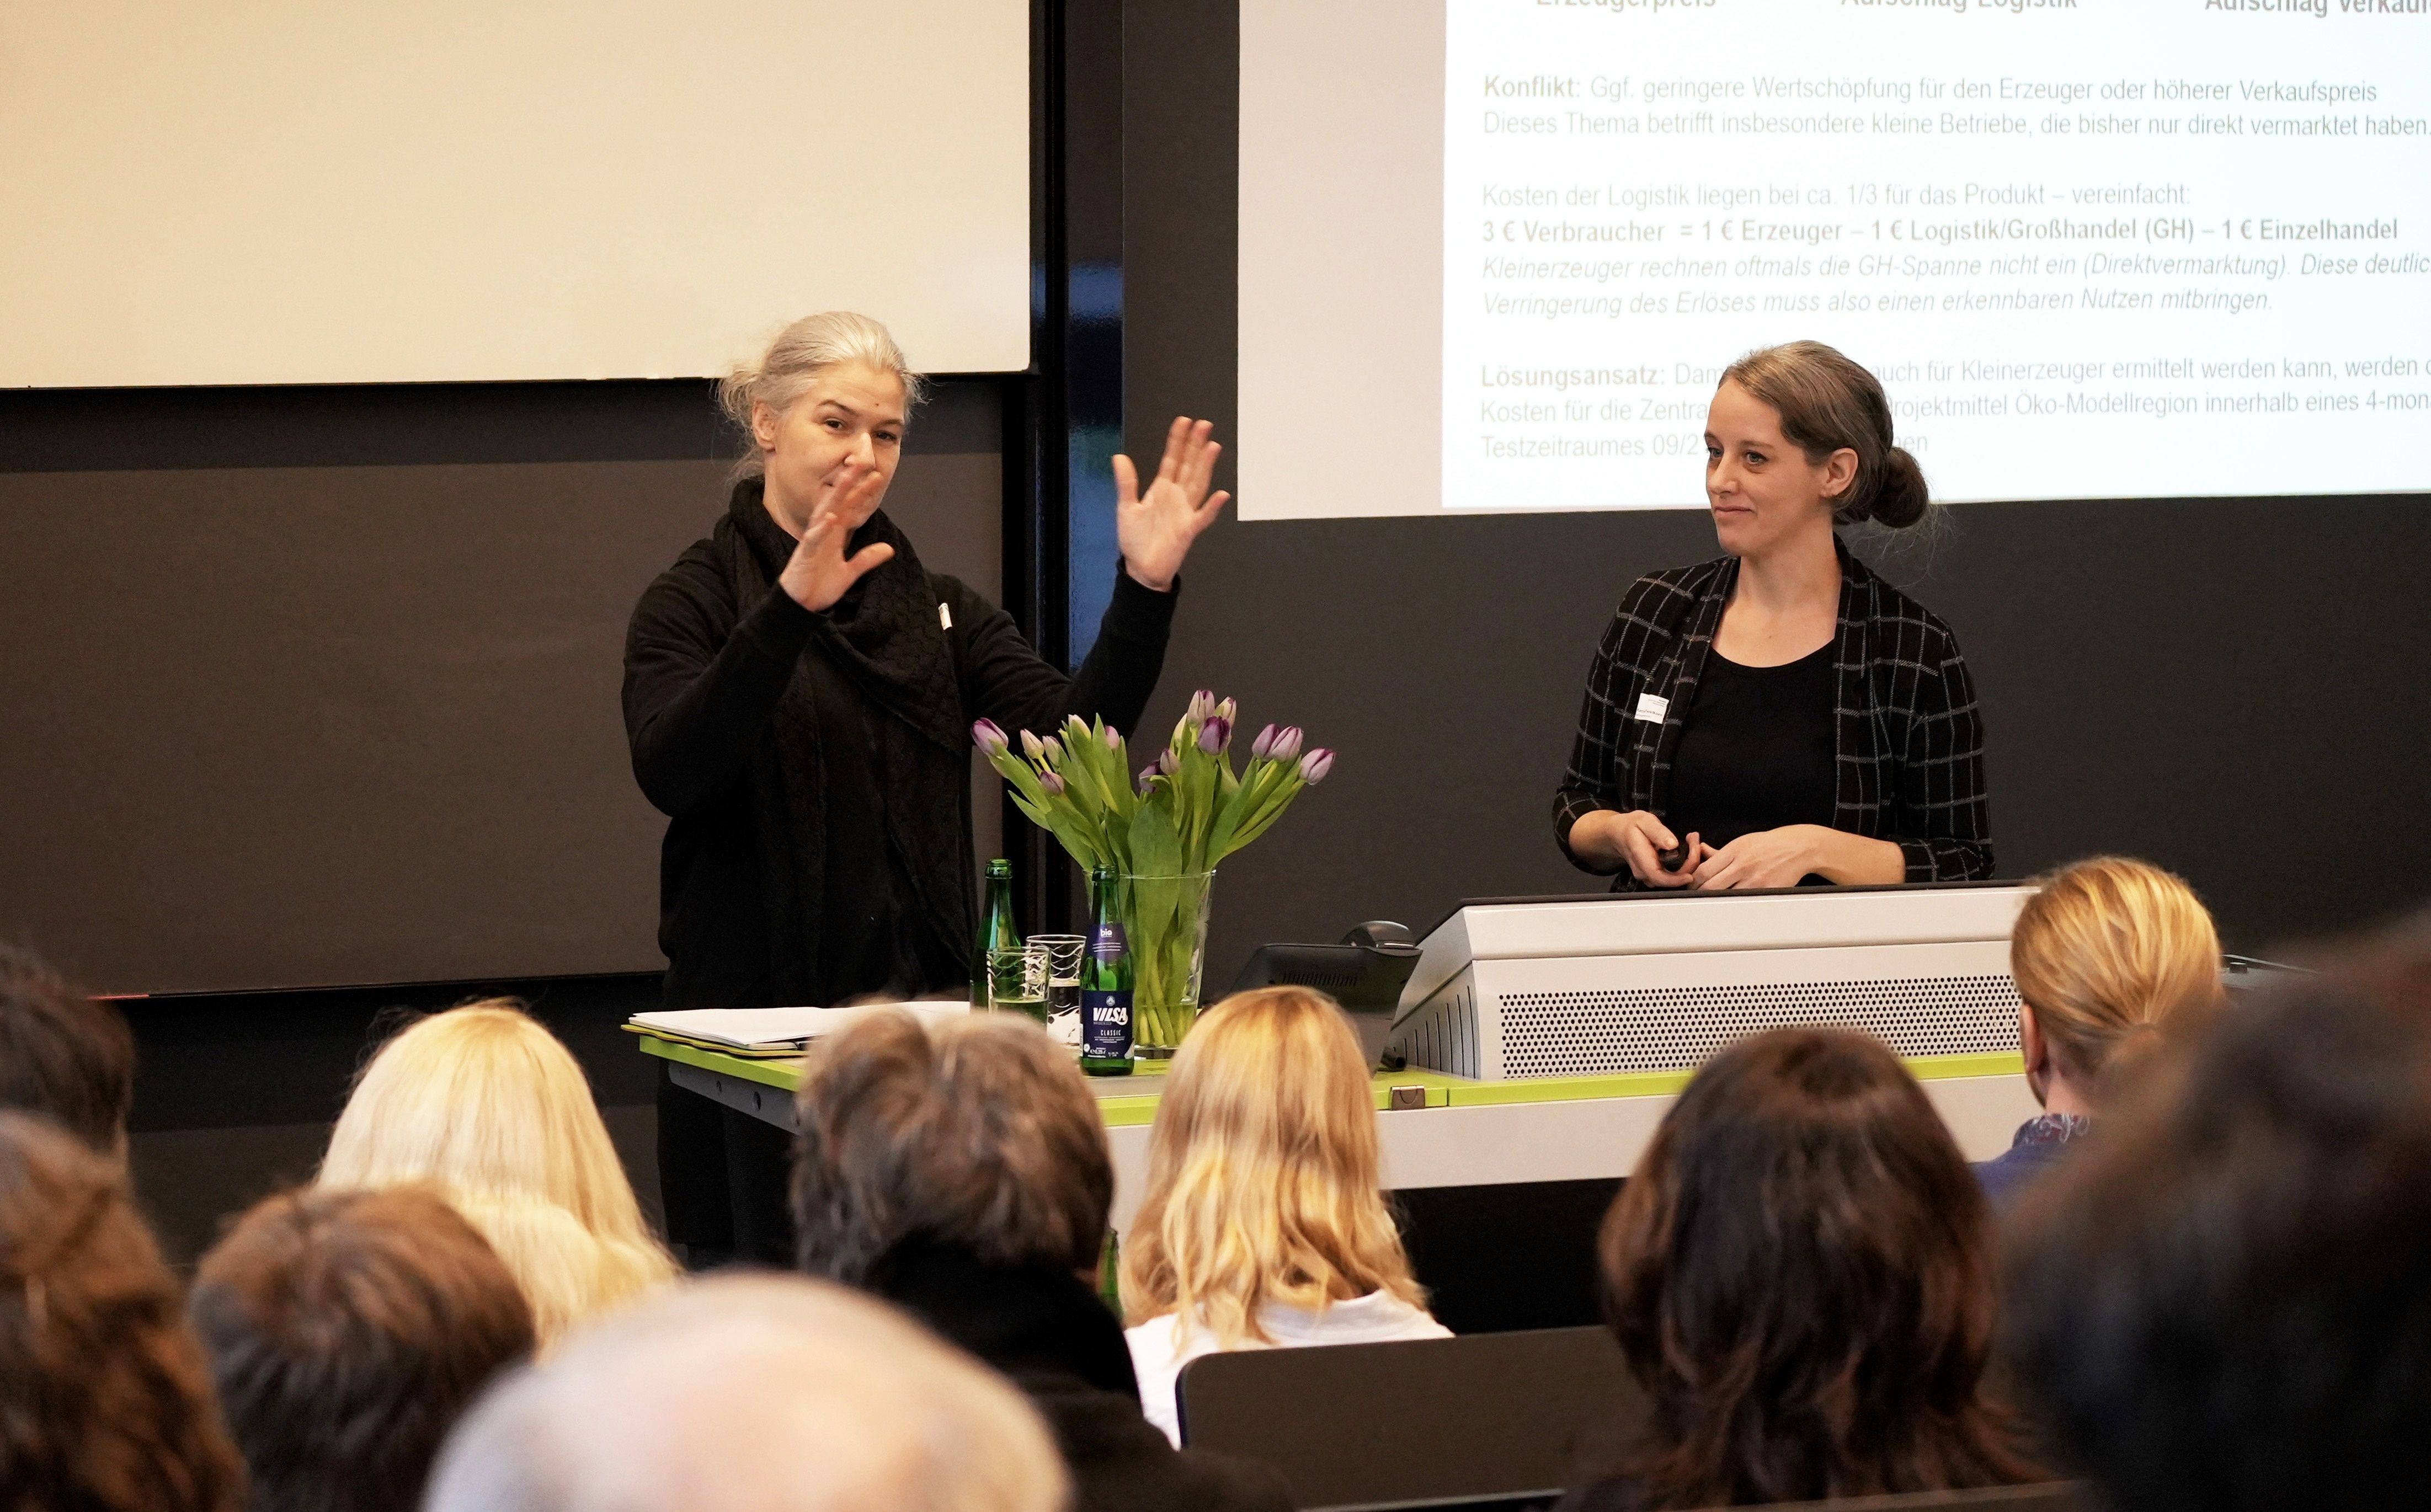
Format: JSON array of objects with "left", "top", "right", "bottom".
[
  {"left": 1570, "top": 1028, "right": 2035, "bottom": 1511},
  {"left": 791, "top": 1009, "right": 1112, "bottom": 1285},
  {"left": 792, "top": 1009, "right": 1293, "bottom": 1512},
  {"left": 0, "top": 942, "right": 135, "bottom": 1157},
  {"left": 0, "top": 1110, "right": 246, "bottom": 1512},
  {"left": 188, "top": 1185, "right": 535, "bottom": 1512},
  {"left": 2005, "top": 934, "right": 2431, "bottom": 1512}
]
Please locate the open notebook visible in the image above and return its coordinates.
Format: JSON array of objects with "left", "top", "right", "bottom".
[{"left": 628, "top": 1001, "right": 971, "bottom": 1059}]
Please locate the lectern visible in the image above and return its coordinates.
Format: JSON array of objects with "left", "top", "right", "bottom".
[{"left": 1390, "top": 884, "right": 2037, "bottom": 1082}]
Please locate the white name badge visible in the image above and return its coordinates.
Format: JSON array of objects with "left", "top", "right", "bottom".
[{"left": 1633, "top": 693, "right": 1669, "bottom": 724}]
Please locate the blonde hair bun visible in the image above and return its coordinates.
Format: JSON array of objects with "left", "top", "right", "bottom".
[{"left": 2011, "top": 857, "right": 2224, "bottom": 1091}]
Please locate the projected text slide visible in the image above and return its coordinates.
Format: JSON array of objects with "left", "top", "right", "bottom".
[{"left": 1443, "top": 0, "right": 2431, "bottom": 509}]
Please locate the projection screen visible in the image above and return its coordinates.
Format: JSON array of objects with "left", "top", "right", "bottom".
[
  {"left": 0, "top": 1, "right": 1030, "bottom": 386},
  {"left": 1240, "top": 0, "right": 2431, "bottom": 519}
]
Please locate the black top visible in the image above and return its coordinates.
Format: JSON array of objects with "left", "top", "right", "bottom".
[
  {"left": 1553, "top": 539, "right": 1992, "bottom": 888},
  {"left": 623, "top": 483, "right": 1175, "bottom": 1008},
  {"left": 867, "top": 1241, "right": 1294, "bottom": 1512},
  {"left": 1666, "top": 642, "right": 1837, "bottom": 853}
]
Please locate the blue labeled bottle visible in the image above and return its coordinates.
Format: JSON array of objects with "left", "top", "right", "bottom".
[{"left": 1081, "top": 866, "right": 1134, "bottom": 1076}]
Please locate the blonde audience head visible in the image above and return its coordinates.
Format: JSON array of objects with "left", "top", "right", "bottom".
[
  {"left": 319, "top": 1000, "right": 674, "bottom": 1344},
  {"left": 1120, "top": 986, "right": 1425, "bottom": 1346},
  {"left": 2011, "top": 857, "right": 2222, "bottom": 1105},
  {"left": 424, "top": 1273, "right": 1067, "bottom": 1512}
]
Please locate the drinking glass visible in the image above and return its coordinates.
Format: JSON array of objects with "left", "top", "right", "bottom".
[{"left": 988, "top": 941, "right": 1052, "bottom": 1023}]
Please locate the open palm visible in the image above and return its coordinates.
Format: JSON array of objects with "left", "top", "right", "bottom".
[{"left": 1114, "top": 417, "right": 1229, "bottom": 591}]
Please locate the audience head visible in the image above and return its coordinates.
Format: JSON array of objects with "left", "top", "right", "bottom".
[
  {"left": 2006, "top": 933, "right": 2431, "bottom": 1512},
  {"left": 2011, "top": 856, "right": 2222, "bottom": 1108},
  {"left": 791, "top": 1009, "right": 1110, "bottom": 1283},
  {"left": 1599, "top": 1028, "right": 2030, "bottom": 1508},
  {"left": 188, "top": 1185, "right": 535, "bottom": 1512},
  {"left": 1121, "top": 986, "right": 1424, "bottom": 1343},
  {"left": 0, "top": 1110, "right": 245, "bottom": 1512},
  {"left": 426, "top": 1272, "right": 1066, "bottom": 1512},
  {"left": 0, "top": 941, "right": 135, "bottom": 1157},
  {"left": 318, "top": 1000, "right": 674, "bottom": 1344}
]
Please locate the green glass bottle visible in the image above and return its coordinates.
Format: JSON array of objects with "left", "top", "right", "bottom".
[
  {"left": 973, "top": 859, "right": 1021, "bottom": 1011},
  {"left": 1080, "top": 866, "right": 1134, "bottom": 1076},
  {"left": 1096, "top": 1227, "right": 1123, "bottom": 1315}
]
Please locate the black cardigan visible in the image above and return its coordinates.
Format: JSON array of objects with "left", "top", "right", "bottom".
[
  {"left": 623, "top": 513, "right": 1175, "bottom": 1008},
  {"left": 1553, "top": 539, "right": 1992, "bottom": 884},
  {"left": 867, "top": 1242, "right": 1294, "bottom": 1512}
]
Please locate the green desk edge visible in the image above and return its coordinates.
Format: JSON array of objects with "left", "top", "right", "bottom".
[{"left": 633, "top": 1029, "right": 2023, "bottom": 1130}]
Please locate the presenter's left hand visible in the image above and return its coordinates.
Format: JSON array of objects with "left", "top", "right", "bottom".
[
  {"left": 1689, "top": 825, "right": 1826, "bottom": 891},
  {"left": 1113, "top": 417, "right": 1229, "bottom": 592}
]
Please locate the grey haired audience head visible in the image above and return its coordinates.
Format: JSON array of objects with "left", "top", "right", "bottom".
[{"left": 423, "top": 1274, "right": 1067, "bottom": 1512}]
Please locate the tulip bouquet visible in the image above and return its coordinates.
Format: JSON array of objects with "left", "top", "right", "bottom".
[{"left": 972, "top": 692, "right": 1334, "bottom": 1050}]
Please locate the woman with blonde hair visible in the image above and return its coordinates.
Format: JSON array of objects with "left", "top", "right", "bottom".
[
  {"left": 321, "top": 1000, "right": 675, "bottom": 1344},
  {"left": 1975, "top": 856, "right": 2223, "bottom": 1210},
  {"left": 1122, "top": 987, "right": 1448, "bottom": 1445}
]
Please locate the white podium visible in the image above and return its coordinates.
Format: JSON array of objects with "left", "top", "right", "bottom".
[{"left": 1390, "top": 885, "right": 2038, "bottom": 1082}]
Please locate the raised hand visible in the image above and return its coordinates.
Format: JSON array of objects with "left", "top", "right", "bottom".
[
  {"left": 1113, "top": 416, "right": 1229, "bottom": 591},
  {"left": 777, "top": 464, "right": 894, "bottom": 612}
]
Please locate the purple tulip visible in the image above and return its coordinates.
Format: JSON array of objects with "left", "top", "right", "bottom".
[
  {"left": 1156, "top": 747, "right": 1180, "bottom": 777},
  {"left": 1103, "top": 723, "right": 1122, "bottom": 751},
  {"left": 1298, "top": 747, "right": 1335, "bottom": 784},
  {"left": 1137, "top": 764, "right": 1159, "bottom": 795},
  {"left": 1250, "top": 723, "right": 1278, "bottom": 760},
  {"left": 1039, "top": 771, "right": 1067, "bottom": 796},
  {"left": 972, "top": 719, "right": 1009, "bottom": 755},
  {"left": 1215, "top": 697, "right": 1238, "bottom": 725},
  {"left": 1197, "top": 716, "right": 1232, "bottom": 754},
  {"left": 1187, "top": 690, "right": 1217, "bottom": 724},
  {"left": 1020, "top": 730, "right": 1046, "bottom": 762},
  {"left": 1271, "top": 726, "right": 1304, "bottom": 763}
]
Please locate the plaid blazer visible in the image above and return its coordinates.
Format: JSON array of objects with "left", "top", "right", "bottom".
[{"left": 1553, "top": 539, "right": 1992, "bottom": 885}]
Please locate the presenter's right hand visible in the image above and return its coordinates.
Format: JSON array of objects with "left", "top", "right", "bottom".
[
  {"left": 778, "top": 462, "right": 895, "bottom": 612},
  {"left": 1572, "top": 810, "right": 1705, "bottom": 888}
]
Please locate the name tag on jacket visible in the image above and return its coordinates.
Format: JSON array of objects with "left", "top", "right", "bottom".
[{"left": 1634, "top": 693, "right": 1669, "bottom": 724}]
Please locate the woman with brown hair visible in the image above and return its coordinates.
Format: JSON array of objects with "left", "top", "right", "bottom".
[
  {"left": 789, "top": 1009, "right": 1291, "bottom": 1512},
  {"left": 1977, "top": 856, "right": 2223, "bottom": 1210},
  {"left": 1555, "top": 340, "right": 1989, "bottom": 890},
  {"left": 0, "top": 1110, "right": 246, "bottom": 1512},
  {"left": 1560, "top": 1029, "right": 2039, "bottom": 1510}
]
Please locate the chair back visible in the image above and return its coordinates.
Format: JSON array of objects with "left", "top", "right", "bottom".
[
  {"left": 1177, "top": 1326, "right": 1639, "bottom": 1511},
  {"left": 1728, "top": 1488, "right": 2088, "bottom": 1512}
]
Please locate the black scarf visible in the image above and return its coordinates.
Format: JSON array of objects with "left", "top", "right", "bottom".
[
  {"left": 866, "top": 1237, "right": 1141, "bottom": 1399},
  {"left": 717, "top": 479, "right": 973, "bottom": 1003}
]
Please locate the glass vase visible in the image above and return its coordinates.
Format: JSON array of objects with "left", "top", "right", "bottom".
[{"left": 1118, "top": 869, "right": 1216, "bottom": 1055}]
